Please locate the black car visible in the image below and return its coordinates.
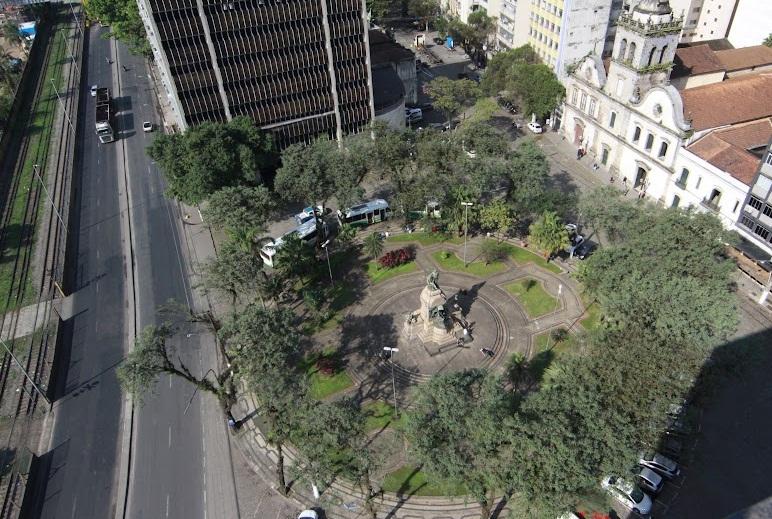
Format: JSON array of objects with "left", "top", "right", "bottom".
[{"left": 574, "top": 242, "right": 596, "bottom": 260}]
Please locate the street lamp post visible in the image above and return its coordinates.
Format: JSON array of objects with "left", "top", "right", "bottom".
[
  {"left": 50, "top": 80, "right": 75, "bottom": 136},
  {"left": 33, "top": 165, "right": 67, "bottom": 236},
  {"left": 461, "top": 202, "right": 473, "bottom": 267},
  {"left": 383, "top": 347, "right": 399, "bottom": 417},
  {"left": 321, "top": 240, "right": 333, "bottom": 285}
]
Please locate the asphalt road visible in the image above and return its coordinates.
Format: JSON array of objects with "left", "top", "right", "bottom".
[{"left": 31, "top": 26, "right": 237, "bottom": 519}]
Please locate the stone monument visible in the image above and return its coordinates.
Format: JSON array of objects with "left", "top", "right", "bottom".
[{"left": 404, "top": 269, "right": 464, "bottom": 346}]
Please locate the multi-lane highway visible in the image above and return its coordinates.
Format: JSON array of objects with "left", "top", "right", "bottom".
[{"left": 31, "top": 25, "right": 238, "bottom": 519}]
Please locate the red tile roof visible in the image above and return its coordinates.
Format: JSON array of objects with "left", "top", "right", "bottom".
[
  {"left": 673, "top": 45, "right": 725, "bottom": 77},
  {"left": 687, "top": 119, "right": 772, "bottom": 185},
  {"left": 681, "top": 73, "right": 772, "bottom": 131},
  {"left": 714, "top": 45, "right": 772, "bottom": 72}
]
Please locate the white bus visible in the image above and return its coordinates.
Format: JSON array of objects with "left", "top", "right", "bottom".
[
  {"left": 259, "top": 220, "right": 319, "bottom": 267},
  {"left": 337, "top": 199, "right": 390, "bottom": 227}
]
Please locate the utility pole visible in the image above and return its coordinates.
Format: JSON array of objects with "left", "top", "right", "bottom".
[
  {"left": 50, "top": 80, "right": 75, "bottom": 135},
  {"left": 0, "top": 339, "right": 50, "bottom": 406},
  {"left": 461, "top": 202, "right": 473, "bottom": 267},
  {"left": 321, "top": 240, "right": 333, "bottom": 285},
  {"left": 33, "top": 165, "right": 67, "bottom": 235},
  {"left": 383, "top": 347, "right": 399, "bottom": 417}
]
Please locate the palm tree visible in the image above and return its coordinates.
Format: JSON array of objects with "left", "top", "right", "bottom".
[
  {"left": 364, "top": 232, "right": 384, "bottom": 260},
  {"left": 528, "top": 210, "right": 569, "bottom": 261}
]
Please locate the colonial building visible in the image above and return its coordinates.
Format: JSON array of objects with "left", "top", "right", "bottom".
[{"left": 560, "top": 0, "right": 772, "bottom": 257}]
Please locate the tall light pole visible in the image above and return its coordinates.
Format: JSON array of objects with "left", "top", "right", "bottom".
[
  {"left": 50, "top": 80, "right": 75, "bottom": 135},
  {"left": 33, "top": 164, "right": 67, "bottom": 235},
  {"left": 321, "top": 240, "right": 333, "bottom": 285},
  {"left": 383, "top": 346, "right": 399, "bottom": 417},
  {"left": 461, "top": 202, "right": 473, "bottom": 267}
]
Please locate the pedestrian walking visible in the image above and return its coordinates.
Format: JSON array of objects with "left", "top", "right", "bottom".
[{"left": 122, "top": 65, "right": 128, "bottom": 72}]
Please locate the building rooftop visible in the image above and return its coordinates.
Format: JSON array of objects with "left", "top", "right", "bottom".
[
  {"left": 714, "top": 45, "right": 772, "bottom": 72},
  {"left": 672, "top": 44, "right": 725, "bottom": 78},
  {"left": 681, "top": 73, "right": 772, "bottom": 131},
  {"left": 687, "top": 118, "right": 772, "bottom": 185},
  {"left": 677, "top": 38, "right": 734, "bottom": 51},
  {"left": 369, "top": 30, "right": 414, "bottom": 66}
]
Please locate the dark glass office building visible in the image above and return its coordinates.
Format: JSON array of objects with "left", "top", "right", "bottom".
[{"left": 137, "top": 0, "right": 375, "bottom": 145}]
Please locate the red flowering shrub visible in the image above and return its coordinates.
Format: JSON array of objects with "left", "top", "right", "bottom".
[
  {"left": 316, "top": 357, "right": 337, "bottom": 376},
  {"left": 378, "top": 247, "right": 415, "bottom": 269}
]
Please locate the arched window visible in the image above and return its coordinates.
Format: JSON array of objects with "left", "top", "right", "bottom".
[
  {"left": 659, "top": 45, "right": 668, "bottom": 64},
  {"left": 648, "top": 47, "right": 657, "bottom": 66},
  {"left": 658, "top": 141, "right": 669, "bottom": 158},
  {"left": 632, "top": 126, "right": 641, "bottom": 143},
  {"left": 619, "top": 38, "right": 627, "bottom": 60},
  {"left": 628, "top": 42, "right": 637, "bottom": 62}
]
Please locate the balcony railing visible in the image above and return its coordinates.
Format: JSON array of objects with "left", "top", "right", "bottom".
[{"left": 701, "top": 199, "right": 720, "bottom": 212}]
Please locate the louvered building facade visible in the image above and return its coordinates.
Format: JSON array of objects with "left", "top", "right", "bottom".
[{"left": 137, "top": 0, "right": 375, "bottom": 145}]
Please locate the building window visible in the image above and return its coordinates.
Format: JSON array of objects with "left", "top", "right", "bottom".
[
  {"left": 645, "top": 133, "right": 654, "bottom": 151},
  {"left": 763, "top": 205, "right": 772, "bottom": 218},
  {"left": 609, "top": 111, "right": 616, "bottom": 128},
  {"left": 571, "top": 88, "right": 578, "bottom": 104},
  {"left": 733, "top": 200, "right": 739, "bottom": 213},
  {"left": 658, "top": 141, "right": 669, "bottom": 158},
  {"left": 628, "top": 42, "right": 637, "bottom": 62},
  {"left": 619, "top": 38, "right": 627, "bottom": 60},
  {"left": 749, "top": 196, "right": 763, "bottom": 210},
  {"left": 764, "top": 154, "right": 772, "bottom": 166},
  {"left": 671, "top": 195, "right": 680, "bottom": 208},
  {"left": 696, "top": 177, "right": 702, "bottom": 189},
  {"left": 707, "top": 188, "right": 722, "bottom": 207},
  {"left": 740, "top": 215, "right": 754, "bottom": 228},
  {"left": 659, "top": 45, "right": 668, "bottom": 64},
  {"left": 648, "top": 47, "right": 657, "bottom": 66},
  {"left": 633, "top": 126, "right": 641, "bottom": 143},
  {"left": 677, "top": 168, "right": 689, "bottom": 187},
  {"left": 601, "top": 146, "right": 610, "bottom": 165},
  {"left": 754, "top": 224, "right": 770, "bottom": 240},
  {"left": 588, "top": 98, "right": 596, "bottom": 116},
  {"left": 580, "top": 92, "right": 587, "bottom": 111}
]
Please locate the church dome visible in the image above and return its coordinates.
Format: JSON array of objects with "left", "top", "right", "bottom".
[{"left": 634, "top": 0, "right": 673, "bottom": 15}]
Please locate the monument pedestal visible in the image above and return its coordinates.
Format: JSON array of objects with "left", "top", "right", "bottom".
[{"left": 403, "top": 286, "right": 461, "bottom": 347}]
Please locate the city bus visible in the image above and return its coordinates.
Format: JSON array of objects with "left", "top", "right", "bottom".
[
  {"left": 259, "top": 220, "right": 320, "bottom": 267},
  {"left": 337, "top": 199, "right": 390, "bottom": 227}
]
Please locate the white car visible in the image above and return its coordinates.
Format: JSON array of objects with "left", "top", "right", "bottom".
[
  {"left": 297, "top": 511, "right": 318, "bottom": 519},
  {"left": 527, "top": 121, "right": 543, "bottom": 134},
  {"left": 405, "top": 108, "right": 423, "bottom": 124},
  {"left": 636, "top": 467, "right": 664, "bottom": 495},
  {"left": 142, "top": 121, "right": 154, "bottom": 132},
  {"left": 639, "top": 451, "right": 680, "bottom": 479},
  {"left": 90, "top": 84, "right": 98, "bottom": 97},
  {"left": 601, "top": 475, "right": 653, "bottom": 515}
]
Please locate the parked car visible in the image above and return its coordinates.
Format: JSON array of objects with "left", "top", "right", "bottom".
[
  {"left": 574, "top": 241, "right": 596, "bottom": 260},
  {"left": 406, "top": 102, "right": 433, "bottom": 112},
  {"left": 295, "top": 206, "right": 319, "bottom": 226},
  {"left": 433, "top": 36, "right": 444, "bottom": 45},
  {"left": 601, "top": 475, "right": 653, "bottom": 516},
  {"left": 406, "top": 108, "right": 423, "bottom": 124},
  {"left": 297, "top": 511, "right": 318, "bottom": 519},
  {"left": 639, "top": 451, "right": 681, "bottom": 479},
  {"left": 142, "top": 121, "right": 154, "bottom": 132},
  {"left": 636, "top": 467, "right": 664, "bottom": 495},
  {"left": 527, "top": 121, "right": 544, "bottom": 134},
  {"left": 90, "top": 84, "right": 98, "bottom": 97}
]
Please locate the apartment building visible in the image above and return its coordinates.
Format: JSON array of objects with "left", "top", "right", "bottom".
[
  {"left": 137, "top": 0, "right": 375, "bottom": 145},
  {"left": 668, "top": 0, "right": 737, "bottom": 42}
]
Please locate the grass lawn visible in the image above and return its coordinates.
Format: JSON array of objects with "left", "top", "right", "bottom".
[
  {"left": 507, "top": 245, "right": 562, "bottom": 274},
  {"left": 366, "top": 260, "right": 418, "bottom": 284},
  {"left": 381, "top": 465, "right": 468, "bottom": 497},
  {"left": 303, "top": 283, "right": 357, "bottom": 334},
  {"left": 362, "top": 400, "right": 405, "bottom": 432},
  {"left": 302, "top": 350, "right": 354, "bottom": 400},
  {"left": 387, "top": 232, "right": 464, "bottom": 246},
  {"left": 432, "top": 250, "right": 508, "bottom": 277},
  {"left": 0, "top": 24, "right": 67, "bottom": 311},
  {"left": 580, "top": 301, "right": 602, "bottom": 331},
  {"left": 504, "top": 278, "right": 559, "bottom": 318}
]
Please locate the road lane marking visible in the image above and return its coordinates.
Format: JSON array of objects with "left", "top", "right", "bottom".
[
  {"left": 168, "top": 425, "right": 171, "bottom": 448},
  {"left": 70, "top": 496, "right": 77, "bottom": 519},
  {"left": 166, "top": 494, "right": 170, "bottom": 517}
]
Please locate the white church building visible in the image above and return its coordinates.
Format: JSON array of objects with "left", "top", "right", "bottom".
[{"left": 559, "top": 0, "right": 772, "bottom": 258}]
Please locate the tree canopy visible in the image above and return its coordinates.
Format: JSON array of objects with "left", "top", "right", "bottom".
[
  {"left": 424, "top": 77, "right": 480, "bottom": 123},
  {"left": 203, "top": 185, "right": 276, "bottom": 238},
  {"left": 84, "top": 0, "right": 151, "bottom": 54},
  {"left": 528, "top": 210, "right": 569, "bottom": 259},
  {"left": 147, "top": 117, "right": 275, "bottom": 205}
]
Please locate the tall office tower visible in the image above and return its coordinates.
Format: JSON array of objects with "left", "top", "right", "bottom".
[{"left": 137, "top": 0, "right": 375, "bottom": 145}]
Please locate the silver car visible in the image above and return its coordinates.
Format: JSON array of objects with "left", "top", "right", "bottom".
[
  {"left": 601, "top": 475, "right": 653, "bottom": 515},
  {"left": 636, "top": 467, "right": 664, "bottom": 494},
  {"left": 639, "top": 451, "right": 681, "bottom": 479}
]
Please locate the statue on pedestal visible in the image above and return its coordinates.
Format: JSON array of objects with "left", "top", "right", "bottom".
[{"left": 427, "top": 269, "right": 440, "bottom": 292}]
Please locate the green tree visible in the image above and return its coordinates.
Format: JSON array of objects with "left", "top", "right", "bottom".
[
  {"left": 480, "top": 45, "right": 538, "bottom": 95},
  {"left": 764, "top": 33, "right": 772, "bottom": 47},
  {"left": 478, "top": 199, "right": 515, "bottom": 238},
  {"left": 528, "top": 211, "right": 569, "bottom": 259},
  {"left": 364, "top": 232, "right": 384, "bottom": 259},
  {"left": 465, "top": 9, "right": 497, "bottom": 63},
  {"left": 147, "top": 117, "right": 275, "bottom": 204},
  {"left": 577, "top": 186, "right": 645, "bottom": 245},
  {"left": 424, "top": 76, "right": 480, "bottom": 124},
  {"left": 203, "top": 185, "right": 275, "bottom": 239},
  {"left": 479, "top": 239, "right": 510, "bottom": 264},
  {"left": 510, "top": 62, "right": 565, "bottom": 119},
  {"left": 367, "top": 0, "right": 400, "bottom": 19},
  {"left": 202, "top": 241, "right": 264, "bottom": 307},
  {"left": 407, "top": 0, "right": 440, "bottom": 31},
  {"left": 221, "top": 305, "right": 304, "bottom": 495},
  {"left": 118, "top": 324, "right": 237, "bottom": 419},
  {"left": 405, "top": 370, "right": 511, "bottom": 519},
  {"left": 506, "top": 141, "right": 552, "bottom": 218},
  {"left": 1, "top": 22, "right": 20, "bottom": 46},
  {"left": 274, "top": 233, "right": 319, "bottom": 288},
  {"left": 456, "top": 121, "right": 508, "bottom": 158},
  {"left": 578, "top": 208, "right": 739, "bottom": 346},
  {"left": 85, "top": 0, "right": 151, "bottom": 54}
]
